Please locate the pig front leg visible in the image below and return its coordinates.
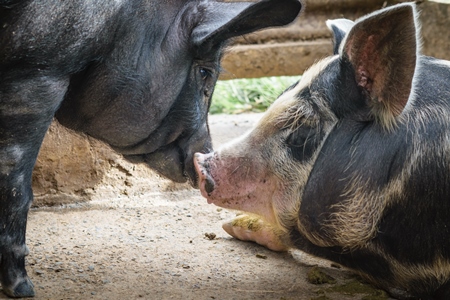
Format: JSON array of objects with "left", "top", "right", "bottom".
[
  {"left": 0, "top": 75, "right": 68, "bottom": 298},
  {"left": 0, "top": 187, "right": 35, "bottom": 298},
  {"left": 222, "top": 214, "right": 289, "bottom": 252}
]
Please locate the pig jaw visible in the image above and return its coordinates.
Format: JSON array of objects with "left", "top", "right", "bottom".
[{"left": 194, "top": 152, "right": 279, "bottom": 225}]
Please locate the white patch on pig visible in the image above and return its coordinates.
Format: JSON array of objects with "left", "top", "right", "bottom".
[
  {"left": 404, "top": 93, "right": 450, "bottom": 182},
  {"left": 11, "top": 243, "right": 29, "bottom": 257},
  {"left": 259, "top": 56, "right": 338, "bottom": 131},
  {"left": 14, "top": 173, "right": 25, "bottom": 186},
  {"left": 0, "top": 145, "right": 25, "bottom": 176},
  {"left": 320, "top": 175, "right": 391, "bottom": 249}
]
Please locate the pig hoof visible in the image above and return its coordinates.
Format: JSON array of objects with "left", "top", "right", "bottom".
[
  {"left": 3, "top": 277, "right": 35, "bottom": 298},
  {"left": 223, "top": 214, "right": 288, "bottom": 252}
]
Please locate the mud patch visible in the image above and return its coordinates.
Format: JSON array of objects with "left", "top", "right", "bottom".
[
  {"left": 327, "top": 279, "right": 388, "bottom": 298},
  {"left": 307, "top": 266, "right": 336, "bottom": 285},
  {"left": 230, "top": 214, "right": 264, "bottom": 231}
]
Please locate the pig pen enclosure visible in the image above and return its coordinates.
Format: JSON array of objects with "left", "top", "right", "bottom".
[{"left": 4, "top": 0, "right": 450, "bottom": 299}]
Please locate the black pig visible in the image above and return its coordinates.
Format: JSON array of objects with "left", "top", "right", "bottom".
[
  {"left": 195, "top": 3, "right": 450, "bottom": 299},
  {"left": 0, "top": 0, "right": 302, "bottom": 297}
]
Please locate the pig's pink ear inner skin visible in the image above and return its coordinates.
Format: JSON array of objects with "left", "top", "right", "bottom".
[{"left": 341, "top": 3, "right": 418, "bottom": 130}]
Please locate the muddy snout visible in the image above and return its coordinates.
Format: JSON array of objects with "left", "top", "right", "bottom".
[{"left": 194, "top": 152, "right": 216, "bottom": 196}]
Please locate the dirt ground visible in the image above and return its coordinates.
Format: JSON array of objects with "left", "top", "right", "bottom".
[{"left": 2, "top": 114, "right": 394, "bottom": 300}]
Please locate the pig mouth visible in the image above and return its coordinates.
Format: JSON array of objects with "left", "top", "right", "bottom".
[
  {"left": 116, "top": 123, "right": 211, "bottom": 188},
  {"left": 115, "top": 125, "right": 206, "bottom": 187},
  {"left": 123, "top": 142, "right": 194, "bottom": 186}
]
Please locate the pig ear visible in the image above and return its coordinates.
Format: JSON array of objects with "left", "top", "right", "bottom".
[
  {"left": 342, "top": 3, "right": 419, "bottom": 130},
  {"left": 191, "top": 0, "right": 302, "bottom": 50},
  {"left": 326, "top": 19, "right": 354, "bottom": 55}
]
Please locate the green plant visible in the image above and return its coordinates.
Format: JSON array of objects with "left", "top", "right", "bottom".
[{"left": 210, "top": 76, "right": 301, "bottom": 114}]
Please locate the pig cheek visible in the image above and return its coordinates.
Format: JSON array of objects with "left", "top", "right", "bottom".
[
  {"left": 213, "top": 180, "right": 259, "bottom": 206},
  {"left": 209, "top": 166, "right": 274, "bottom": 214},
  {"left": 208, "top": 159, "right": 261, "bottom": 199}
]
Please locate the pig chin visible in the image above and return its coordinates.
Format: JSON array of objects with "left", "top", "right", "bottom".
[{"left": 124, "top": 144, "right": 194, "bottom": 185}]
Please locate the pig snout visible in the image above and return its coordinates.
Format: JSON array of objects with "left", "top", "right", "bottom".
[{"left": 194, "top": 152, "right": 216, "bottom": 197}]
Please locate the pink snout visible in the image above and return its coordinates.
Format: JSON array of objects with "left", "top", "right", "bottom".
[{"left": 194, "top": 152, "right": 216, "bottom": 198}]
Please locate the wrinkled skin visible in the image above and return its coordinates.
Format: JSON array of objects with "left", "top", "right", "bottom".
[
  {"left": 0, "top": 0, "right": 302, "bottom": 297},
  {"left": 196, "top": 3, "right": 450, "bottom": 299}
]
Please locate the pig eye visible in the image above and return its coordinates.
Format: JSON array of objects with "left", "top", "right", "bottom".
[
  {"left": 286, "top": 126, "right": 319, "bottom": 162},
  {"left": 199, "top": 68, "right": 211, "bottom": 81}
]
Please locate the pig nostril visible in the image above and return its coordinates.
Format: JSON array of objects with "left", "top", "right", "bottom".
[{"left": 205, "top": 177, "right": 215, "bottom": 194}]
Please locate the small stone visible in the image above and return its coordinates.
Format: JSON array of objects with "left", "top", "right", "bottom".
[
  {"left": 204, "top": 233, "right": 216, "bottom": 240},
  {"left": 35, "top": 269, "right": 45, "bottom": 275},
  {"left": 330, "top": 263, "right": 341, "bottom": 269}
]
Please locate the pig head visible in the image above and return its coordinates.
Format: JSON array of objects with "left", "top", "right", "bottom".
[
  {"left": 0, "top": 0, "right": 302, "bottom": 297},
  {"left": 196, "top": 3, "right": 450, "bottom": 299}
]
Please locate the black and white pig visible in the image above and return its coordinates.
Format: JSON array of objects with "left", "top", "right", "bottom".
[
  {"left": 195, "top": 3, "right": 450, "bottom": 299},
  {"left": 0, "top": 0, "right": 302, "bottom": 297}
]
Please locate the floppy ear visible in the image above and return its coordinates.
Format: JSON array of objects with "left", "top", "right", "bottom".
[
  {"left": 192, "top": 0, "right": 302, "bottom": 51},
  {"left": 342, "top": 3, "right": 419, "bottom": 130},
  {"left": 326, "top": 19, "right": 354, "bottom": 55}
]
